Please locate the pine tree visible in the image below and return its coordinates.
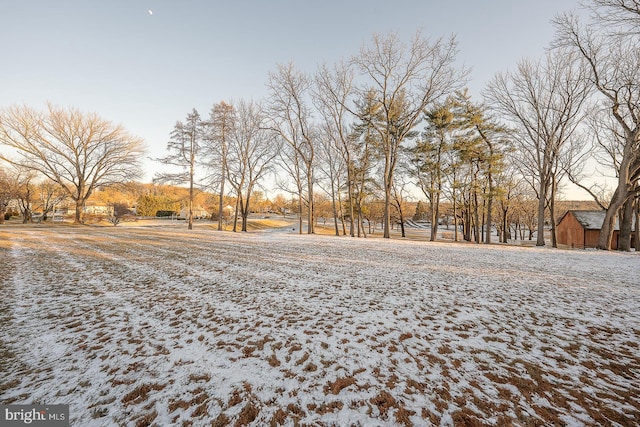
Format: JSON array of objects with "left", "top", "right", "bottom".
[{"left": 155, "top": 109, "right": 204, "bottom": 230}]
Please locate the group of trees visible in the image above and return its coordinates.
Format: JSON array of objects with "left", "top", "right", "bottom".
[
  {"left": 1, "top": 0, "right": 638, "bottom": 250},
  {"left": 155, "top": 100, "right": 279, "bottom": 232},
  {"left": 0, "top": 103, "right": 146, "bottom": 224}
]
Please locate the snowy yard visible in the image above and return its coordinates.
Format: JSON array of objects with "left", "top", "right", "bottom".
[{"left": 1, "top": 226, "right": 639, "bottom": 426}]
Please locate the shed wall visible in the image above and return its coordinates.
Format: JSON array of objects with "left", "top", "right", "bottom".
[{"left": 557, "top": 213, "right": 586, "bottom": 248}]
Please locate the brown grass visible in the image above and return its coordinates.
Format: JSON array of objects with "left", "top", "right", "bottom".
[
  {"left": 234, "top": 402, "right": 259, "bottom": 426},
  {"left": 188, "top": 373, "right": 211, "bottom": 383},
  {"left": 122, "top": 383, "right": 166, "bottom": 406},
  {"left": 450, "top": 408, "right": 488, "bottom": 427},
  {"left": 134, "top": 411, "right": 157, "bottom": 427},
  {"left": 315, "top": 401, "right": 344, "bottom": 414},
  {"left": 168, "top": 399, "right": 190, "bottom": 412},
  {"left": 211, "top": 413, "right": 230, "bottom": 427},
  {"left": 395, "top": 405, "right": 416, "bottom": 427},
  {"left": 325, "top": 377, "right": 356, "bottom": 395},
  {"left": 370, "top": 390, "right": 396, "bottom": 419},
  {"left": 228, "top": 389, "right": 243, "bottom": 407},
  {"left": 269, "top": 408, "right": 287, "bottom": 426}
]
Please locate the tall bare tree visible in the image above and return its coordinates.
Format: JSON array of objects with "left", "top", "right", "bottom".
[
  {"left": 555, "top": 6, "right": 640, "bottom": 249},
  {"left": 226, "top": 100, "right": 278, "bottom": 232},
  {"left": 267, "top": 62, "right": 317, "bottom": 234},
  {"left": 205, "top": 101, "right": 235, "bottom": 231},
  {"left": 0, "top": 104, "right": 145, "bottom": 224},
  {"left": 485, "top": 49, "right": 591, "bottom": 246},
  {"left": 314, "top": 61, "right": 357, "bottom": 236},
  {"left": 351, "top": 31, "right": 465, "bottom": 238},
  {"left": 155, "top": 109, "right": 203, "bottom": 230},
  {"left": 315, "top": 122, "right": 347, "bottom": 236}
]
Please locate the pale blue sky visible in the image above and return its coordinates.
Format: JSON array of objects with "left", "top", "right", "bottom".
[{"left": 1, "top": 0, "right": 583, "bottom": 184}]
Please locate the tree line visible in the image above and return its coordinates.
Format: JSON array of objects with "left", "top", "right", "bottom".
[{"left": 1, "top": 0, "right": 638, "bottom": 250}]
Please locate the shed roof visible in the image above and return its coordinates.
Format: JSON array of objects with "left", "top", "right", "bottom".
[
  {"left": 570, "top": 210, "right": 608, "bottom": 230},
  {"left": 559, "top": 210, "right": 628, "bottom": 231}
]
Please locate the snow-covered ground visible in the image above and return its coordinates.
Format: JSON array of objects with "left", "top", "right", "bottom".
[{"left": 1, "top": 226, "right": 638, "bottom": 426}]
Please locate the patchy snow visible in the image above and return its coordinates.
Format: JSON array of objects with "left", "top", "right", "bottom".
[{"left": 1, "top": 226, "right": 639, "bottom": 426}]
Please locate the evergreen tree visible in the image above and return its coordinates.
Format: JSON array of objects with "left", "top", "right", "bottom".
[
  {"left": 155, "top": 109, "right": 204, "bottom": 230},
  {"left": 413, "top": 201, "right": 428, "bottom": 221}
]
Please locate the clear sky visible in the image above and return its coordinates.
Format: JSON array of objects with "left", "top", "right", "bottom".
[{"left": 1, "top": 0, "right": 585, "bottom": 191}]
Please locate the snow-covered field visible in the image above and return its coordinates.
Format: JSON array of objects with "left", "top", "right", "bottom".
[{"left": 1, "top": 225, "right": 639, "bottom": 426}]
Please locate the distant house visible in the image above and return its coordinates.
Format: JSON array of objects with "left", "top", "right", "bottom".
[
  {"left": 556, "top": 210, "right": 636, "bottom": 249},
  {"left": 178, "top": 206, "right": 209, "bottom": 220},
  {"left": 83, "top": 203, "right": 113, "bottom": 216}
]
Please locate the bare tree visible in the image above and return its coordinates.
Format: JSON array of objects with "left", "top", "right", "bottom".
[
  {"left": 226, "top": 100, "right": 279, "bottom": 232},
  {"left": 13, "top": 167, "right": 37, "bottom": 223},
  {"left": 0, "top": 168, "right": 17, "bottom": 224},
  {"left": 37, "top": 179, "right": 67, "bottom": 221},
  {"left": 391, "top": 174, "right": 412, "bottom": 238},
  {"left": 0, "top": 104, "right": 145, "bottom": 224},
  {"left": 205, "top": 101, "right": 235, "bottom": 231},
  {"left": 314, "top": 61, "right": 357, "bottom": 236},
  {"left": 155, "top": 109, "right": 203, "bottom": 230},
  {"left": 268, "top": 62, "right": 317, "bottom": 234},
  {"left": 275, "top": 139, "right": 306, "bottom": 233},
  {"left": 555, "top": 9, "right": 640, "bottom": 249},
  {"left": 315, "top": 122, "right": 348, "bottom": 236},
  {"left": 351, "top": 31, "right": 465, "bottom": 238},
  {"left": 485, "top": 49, "right": 591, "bottom": 246},
  {"left": 584, "top": 0, "right": 640, "bottom": 34}
]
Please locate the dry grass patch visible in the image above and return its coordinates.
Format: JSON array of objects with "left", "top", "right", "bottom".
[
  {"left": 134, "top": 410, "right": 157, "bottom": 427},
  {"left": 370, "top": 390, "right": 396, "bottom": 419},
  {"left": 325, "top": 376, "right": 356, "bottom": 395},
  {"left": 234, "top": 402, "right": 259, "bottom": 426},
  {"left": 122, "top": 383, "right": 166, "bottom": 406}
]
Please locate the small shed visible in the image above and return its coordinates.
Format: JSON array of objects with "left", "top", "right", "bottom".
[{"left": 556, "top": 210, "right": 635, "bottom": 249}]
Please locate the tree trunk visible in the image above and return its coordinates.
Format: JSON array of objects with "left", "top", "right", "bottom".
[
  {"left": 502, "top": 208, "right": 509, "bottom": 243},
  {"left": 473, "top": 187, "right": 480, "bottom": 244},
  {"left": 485, "top": 181, "right": 493, "bottom": 244},
  {"left": 453, "top": 193, "right": 458, "bottom": 242},
  {"left": 241, "top": 195, "right": 250, "bottom": 233},
  {"left": 397, "top": 203, "right": 406, "bottom": 238},
  {"left": 337, "top": 190, "right": 347, "bottom": 236},
  {"left": 233, "top": 194, "right": 240, "bottom": 232},
  {"left": 298, "top": 195, "right": 303, "bottom": 235},
  {"left": 550, "top": 179, "right": 557, "bottom": 248},
  {"left": 307, "top": 166, "right": 314, "bottom": 234},
  {"left": 430, "top": 191, "right": 439, "bottom": 242},
  {"left": 536, "top": 179, "right": 546, "bottom": 246},
  {"left": 383, "top": 183, "right": 392, "bottom": 238},
  {"left": 597, "top": 186, "right": 627, "bottom": 250},
  {"left": 74, "top": 198, "right": 84, "bottom": 224},
  {"left": 618, "top": 196, "right": 634, "bottom": 251},
  {"left": 218, "top": 181, "right": 225, "bottom": 231},
  {"left": 330, "top": 176, "right": 339, "bottom": 237},
  {"left": 347, "top": 161, "right": 355, "bottom": 237}
]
